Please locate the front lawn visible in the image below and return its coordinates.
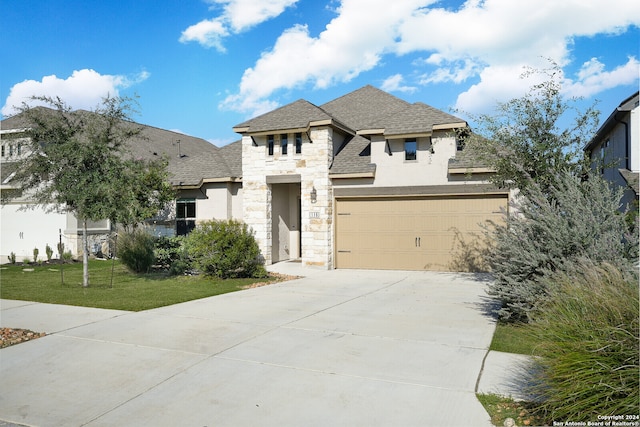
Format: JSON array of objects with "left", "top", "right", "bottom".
[
  {"left": 489, "top": 322, "right": 538, "bottom": 355},
  {"left": 0, "top": 260, "right": 283, "bottom": 311}
]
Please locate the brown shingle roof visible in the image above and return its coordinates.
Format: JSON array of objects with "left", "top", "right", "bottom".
[
  {"left": 219, "top": 140, "right": 242, "bottom": 178},
  {"left": 320, "top": 85, "right": 409, "bottom": 131},
  {"left": 234, "top": 99, "right": 333, "bottom": 133},
  {"left": 330, "top": 135, "right": 375, "bottom": 176},
  {"left": 380, "top": 102, "right": 466, "bottom": 136},
  {"left": 0, "top": 109, "right": 233, "bottom": 188}
]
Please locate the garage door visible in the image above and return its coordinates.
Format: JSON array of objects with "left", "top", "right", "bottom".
[{"left": 335, "top": 195, "right": 507, "bottom": 271}]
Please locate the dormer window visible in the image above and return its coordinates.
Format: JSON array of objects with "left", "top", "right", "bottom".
[
  {"left": 281, "top": 134, "right": 288, "bottom": 155},
  {"left": 267, "top": 135, "right": 274, "bottom": 156},
  {"left": 404, "top": 138, "right": 417, "bottom": 161}
]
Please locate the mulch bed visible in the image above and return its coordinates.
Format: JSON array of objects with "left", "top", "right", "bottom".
[
  {"left": 242, "top": 272, "right": 301, "bottom": 289},
  {"left": 0, "top": 328, "right": 46, "bottom": 349}
]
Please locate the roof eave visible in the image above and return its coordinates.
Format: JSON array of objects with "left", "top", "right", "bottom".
[
  {"left": 329, "top": 171, "right": 376, "bottom": 179},
  {"left": 433, "top": 122, "right": 468, "bottom": 130},
  {"left": 448, "top": 167, "right": 495, "bottom": 174}
]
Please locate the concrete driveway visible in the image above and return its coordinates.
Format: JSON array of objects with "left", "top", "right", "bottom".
[{"left": 0, "top": 265, "right": 496, "bottom": 426}]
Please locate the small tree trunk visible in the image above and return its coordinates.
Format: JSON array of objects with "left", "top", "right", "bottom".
[{"left": 82, "top": 218, "right": 89, "bottom": 288}]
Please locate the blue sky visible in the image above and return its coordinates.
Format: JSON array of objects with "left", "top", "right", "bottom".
[{"left": 2, "top": 0, "right": 639, "bottom": 146}]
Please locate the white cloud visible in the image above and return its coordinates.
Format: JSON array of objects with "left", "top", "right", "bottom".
[
  {"left": 221, "top": 0, "right": 640, "bottom": 117},
  {"left": 381, "top": 74, "right": 417, "bottom": 93},
  {"left": 454, "top": 63, "right": 547, "bottom": 114},
  {"left": 563, "top": 56, "right": 640, "bottom": 98},
  {"left": 1, "top": 69, "right": 149, "bottom": 116},
  {"left": 179, "top": 18, "right": 228, "bottom": 51},
  {"left": 419, "top": 58, "right": 482, "bottom": 85},
  {"left": 180, "top": 0, "right": 298, "bottom": 51},
  {"left": 221, "top": 0, "right": 426, "bottom": 114}
]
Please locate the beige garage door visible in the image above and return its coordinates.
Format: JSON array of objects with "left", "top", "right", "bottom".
[{"left": 335, "top": 195, "right": 507, "bottom": 271}]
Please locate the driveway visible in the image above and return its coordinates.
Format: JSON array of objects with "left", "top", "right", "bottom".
[{"left": 0, "top": 265, "right": 496, "bottom": 426}]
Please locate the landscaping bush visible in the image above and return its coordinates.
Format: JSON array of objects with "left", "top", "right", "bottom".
[
  {"left": 528, "top": 262, "right": 639, "bottom": 421},
  {"left": 45, "top": 244, "right": 54, "bottom": 261},
  {"left": 117, "top": 229, "right": 155, "bottom": 273},
  {"left": 154, "top": 235, "right": 190, "bottom": 275},
  {"left": 185, "top": 219, "right": 266, "bottom": 279},
  {"left": 486, "top": 171, "right": 638, "bottom": 322}
]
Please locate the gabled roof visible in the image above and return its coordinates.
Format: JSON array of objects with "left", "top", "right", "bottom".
[
  {"left": 330, "top": 135, "right": 375, "bottom": 177},
  {"left": 219, "top": 140, "right": 242, "bottom": 178},
  {"left": 585, "top": 91, "right": 639, "bottom": 152},
  {"left": 0, "top": 109, "right": 233, "bottom": 189},
  {"left": 320, "top": 85, "right": 409, "bottom": 131},
  {"left": 374, "top": 102, "right": 466, "bottom": 137},
  {"left": 233, "top": 99, "right": 334, "bottom": 134}
]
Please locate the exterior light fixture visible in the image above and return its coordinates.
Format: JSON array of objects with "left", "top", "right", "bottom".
[{"left": 310, "top": 186, "right": 317, "bottom": 203}]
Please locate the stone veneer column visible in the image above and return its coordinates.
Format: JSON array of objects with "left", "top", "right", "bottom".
[
  {"left": 241, "top": 135, "right": 272, "bottom": 265},
  {"left": 300, "top": 127, "right": 333, "bottom": 269}
]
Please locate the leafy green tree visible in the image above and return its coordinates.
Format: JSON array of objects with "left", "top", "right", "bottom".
[
  {"left": 8, "top": 96, "right": 174, "bottom": 287},
  {"left": 463, "top": 63, "right": 599, "bottom": 197}
]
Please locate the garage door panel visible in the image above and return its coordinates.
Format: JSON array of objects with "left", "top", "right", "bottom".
[{"left": 335, "top": 195, "right": 507, "bottom": 271}]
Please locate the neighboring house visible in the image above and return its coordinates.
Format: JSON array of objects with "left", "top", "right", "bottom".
[
  {"left": 234, "top": 85, "right": 508, "bottom": 271},
  {"left": 0, "top": 113, "right": 240, "bottom": 260},
  {"left": 585, "top": 91, "right": 639, "bottom": 211}
]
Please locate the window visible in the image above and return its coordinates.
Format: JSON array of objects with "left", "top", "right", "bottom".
[
  {"left": 295, "top": 133, "right": 302, "bottom": 154},
  {"left": 267, "top": 135, "right": 274, "bottom": 156},
  {"left": 600, "top": 139, "right": 610, "bottom": 160},
  {"left": 281, "top": 134, "right": 288, "bottom": 155},
  {"left": 404, "top": 139, "right": 417, "bottom": 161},
  {"left": 176, "top": 199, "right": 196, "bottom": 235}
]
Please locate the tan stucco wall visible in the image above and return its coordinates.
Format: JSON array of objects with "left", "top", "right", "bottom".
[{"left": 370, "top": 132, "right": 461, "bottom": 187}]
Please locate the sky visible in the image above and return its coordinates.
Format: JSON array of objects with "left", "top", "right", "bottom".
[{"left": 2, "top": 0, "right": 639, "bottom": 147}]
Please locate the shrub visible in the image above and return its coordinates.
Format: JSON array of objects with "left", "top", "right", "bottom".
[
  {"left": 117, "top": 229, "right": 155, "bottom": 273},
  {"left": 57, "top": 241, "right": 65, "bottom": 259},
  {"left": 7, "top": 252, "right": 16, "bottom": 264},
  {"left": 486, "top": 171, "right": 638, "bottom": 322},
  {"left": 32, "top": 247, "right": 39, "bottom": 263},
  {"left": 528, "top": 262, "right": 639, "bottom": 421},
  {"left": 61, "top": 251, "right": 74, "bottom": 262},
  {"left": 154, "top": 235, "right": 190, "bottom": 275},
  {"left": 45, "top": 244, "right": 54, "bottom": 261},
  {"left": 185, "top": 219, "right": 266, "bottom": 279}
]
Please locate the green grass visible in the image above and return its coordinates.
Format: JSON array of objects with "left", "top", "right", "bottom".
[
  {"left": 0, "top": 260, "right": 278, "bottom": 311},
  {"left": 489, "top": 322, "right": 538, "bottom": 355}
]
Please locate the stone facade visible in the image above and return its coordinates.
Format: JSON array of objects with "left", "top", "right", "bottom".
[{"left": 242, "top": 126, "right": 335, "bottom": 268}]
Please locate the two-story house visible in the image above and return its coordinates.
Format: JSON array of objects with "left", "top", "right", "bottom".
[
  {"left": 585, "top": 91, "right": 639, "bottom": 211},
  {"left": 234, "top": 85, "right": 508, "bottom": 271}
]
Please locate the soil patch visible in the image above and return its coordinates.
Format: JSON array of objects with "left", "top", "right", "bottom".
[{"left": 0, "top": 328, "right": 46, "bottom": 348}]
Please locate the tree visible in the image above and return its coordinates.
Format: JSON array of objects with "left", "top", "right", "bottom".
[
  {"left": 462, "top": 62, "right": 600, "bottom": 197},
  {"left": 486, "top": 170, "right": 638, "bottom": 322},
  {"left": 460, "top": 65, "right": 639, "bottom": 322},
  {"left": 8, "top": 96, "right": 174, "bottom": 287}
]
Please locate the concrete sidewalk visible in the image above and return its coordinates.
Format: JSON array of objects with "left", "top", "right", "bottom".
[{"left": 1, "top": 265, "right": 503, "bottom": 426}]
